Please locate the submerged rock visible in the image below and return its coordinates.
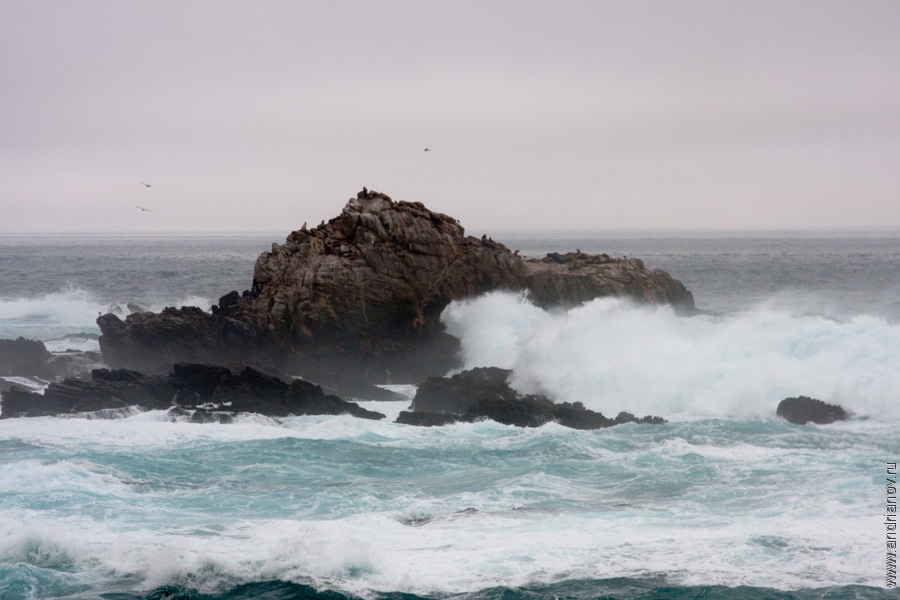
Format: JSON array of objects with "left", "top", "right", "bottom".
[
  {"left": 0, "top": 363, "right": 384, "bottom": 421},
  {"left": 776, "top": 396, "right": 848, "bottom": 425},
  {"left": 97, "top": 189, "right": 695, "bottom": 383}
]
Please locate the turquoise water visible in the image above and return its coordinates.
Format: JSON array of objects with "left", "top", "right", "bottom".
[
  {"left": 1, "top": 232, "right": 900, "bottom": 598},
  {"left": 0, "top": 399, "right": 894, "bottom": 598}
]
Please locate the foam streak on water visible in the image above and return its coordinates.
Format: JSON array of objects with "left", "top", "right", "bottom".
[{"left": 0, "top": 411, "right": 890, "bottom": 598}]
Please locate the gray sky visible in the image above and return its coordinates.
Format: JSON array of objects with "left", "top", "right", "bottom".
[{"left": 2, "top": 1, "right": 899, "bottom": 232}]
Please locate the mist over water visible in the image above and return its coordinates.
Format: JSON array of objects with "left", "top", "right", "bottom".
[
  {"left": 442, "top": 292, "right": 900, "bottom": 421},
  {"left": 0, "top": 233, "right": 273, "bottom": 342}
]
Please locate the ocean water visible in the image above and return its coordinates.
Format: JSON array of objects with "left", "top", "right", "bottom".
[{"left": 1, "top": 230, "right": 899, "bottom": 599}]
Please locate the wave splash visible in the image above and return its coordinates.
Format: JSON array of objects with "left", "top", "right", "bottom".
[
  {"left": 0, "top": 285, "right": 213, "bottom": 343},
  {"left": 441, "top": 292, "right": 900, "bottom": 420}
]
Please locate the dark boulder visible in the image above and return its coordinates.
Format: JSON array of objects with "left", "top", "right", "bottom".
[
  {"left": 0, "top": 337, "right": 53, "bottom": 377},
  {"left": 397, "top": 397, "right": 667, "bottom": 430},
  {"left": 464, "top": 395, "right": 605, "bottom": 428},
  {"left": 212, "top": 366, "right": 385, "bottom": 420},
  {"left": 411, "top": 367, "right": 516, "bottom": 414},
  {"left": 169, "top": 363, "right": 233, "bottom": 402},
  {"left": 0, "top": 337, "right": 94, "bottom": 379},
  {"left": 397, "top": 367, "right": 666, "bottom": 430},
  {"left": 0, "top": 363, "right": 384, "bottom": 421},
  {"left": 776, "top": 396, "right": 848, "bottom": 425},
  {"left": 614, "top": 411, "right": 667, "bottom": 425},
  {"left": 0, "top": 368, "right": 175, "bottom": 418},
  {"left": 395, "top": 411, "right": 460, "bottom": 427}
]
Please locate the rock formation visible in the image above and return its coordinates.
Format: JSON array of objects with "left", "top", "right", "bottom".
[
  {"left": 410, "top": 367, "right": 516, "bottom": 414},
  {"left": 0, "top": 337, "right": 99, "bottom": 379},
  {"left": 0, "top": 363, "right": 384, "bottom": 421},
  {"left": 97, "top": 189, "right": 695, "bottom": 383},
  {"left": 775, "top": 396, "right": 848, "bottom": 425},
  {"left": 396, "top": 367, "right": 666, "bottom": 429}
]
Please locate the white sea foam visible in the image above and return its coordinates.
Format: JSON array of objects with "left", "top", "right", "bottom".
[
  {"left": 0, "top": 408, "right": 886, "bottom": 595},
  {"left": 0, "top": 487, "right": 878, "bottom": 595},
  {"left": 441, "top": 292, "right": 900, "bottom": 421},
  {"left": 0, "top": 286, "right": 215, "bottom": 342},
  {"left": 0, "top": 286, "right": 106, "bottom": 340}
]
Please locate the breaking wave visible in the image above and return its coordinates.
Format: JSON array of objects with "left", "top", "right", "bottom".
[
  {"left": 441, "top": 292, "right": 900, "bottom": 421},
  {"left": 0, "top": 285, "right": 214, "bottom": 342}
]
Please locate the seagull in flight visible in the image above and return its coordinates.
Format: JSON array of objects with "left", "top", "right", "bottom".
[
  {"left": 141, "top": 182, "right": 152, "bottom": 188},
  {"left": 136, "top": 205, "right": 152, "bottom": 212},
  {"left": 424, "top": 148, "right": 430, "bottom": 152}
]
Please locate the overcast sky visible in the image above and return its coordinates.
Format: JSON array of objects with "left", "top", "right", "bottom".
[{"left": 2, "top": 1, "right": 899, "bottom": 233}]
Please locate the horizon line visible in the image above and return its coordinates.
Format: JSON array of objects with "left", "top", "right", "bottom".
[{"left": 3, "top": 225, "right": 900, "bottom": 237}]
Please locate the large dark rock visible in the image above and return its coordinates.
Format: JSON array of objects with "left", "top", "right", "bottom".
[
  {"left": 397, "top": 367, "right": 666, "bottom": 430},
  {"left": 0, "top": 368, "right": 175, "bottom": 418},
  {"left": 0, "top": 337, "right": 97, "bottom": 379},
  {"left": 0, "top": 338, "right": 53, "bottom": 376},
  {"left": 464, "top": 395, "right": 613, "bottom": 429},
  {"left": 776, "top": 396, "right": 848, "bottom": 425},
  {"left": 411, "top": 367, "right": 517, "bottom": 414},
  {"left": 0, "top": 363, "right": 384, "bottom": 421},
  {"left": 395, "top": 411, "right": 460, "bottom": 427},
  {"left": 96, "top": 307, "right": 249, "bottom": 374},
  {"left": 97, "top": 189, "right": 695, "bottom": 382}
]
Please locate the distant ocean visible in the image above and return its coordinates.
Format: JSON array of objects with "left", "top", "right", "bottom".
[{"left": 1, "top": 230, "right": 899, "bottom": 599}]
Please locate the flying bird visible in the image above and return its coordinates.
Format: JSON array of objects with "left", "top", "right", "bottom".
[
  {"left": 141, "top": 183, "right": 152, "bottom": 188},
  {"left": 135, "top": 206, "right": 152, "bottom": 212},
  {"left": 424, "top": 148, "right": 430, "bottom": 152}
]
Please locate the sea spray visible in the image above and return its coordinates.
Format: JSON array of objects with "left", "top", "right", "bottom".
[
  {"left": 441, "top": 292, "right": 900, "bottom": 420},
  {"left": 1, "top": 232, "right": 898, "bottom": 599},
  {"left": 0, "top": 285, "right": 216, "bottom": 342}
]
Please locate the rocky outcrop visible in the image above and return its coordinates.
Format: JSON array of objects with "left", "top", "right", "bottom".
[
  {"left": 0, "top": 337, "right": 99, "bottom": 379},
  {"left": 396, "top": 367, "right": 666, "bottom": 429},
  {"left": 525, "top": 251, "right": 690, "bottom": 309},
  {"left": 398, "top": 397, "right": 664, "bottom": 429},
  {"left": 0, "top": 363, "right": 384, "bottom": 420},
  {"left": 97, "top": 307, "right": 235, "bottom": 373},
  {"left": 0, "top": 338, "right": 54, "bottom": 377},
  {"left": 410, "top": 367, "right": 516, "bottom": 414},
  {"left": 98, "top": 189, "right": 695, "bottom": 382},
  {"left": 776, "top": 396, "right": 848, "bottom": 425}
]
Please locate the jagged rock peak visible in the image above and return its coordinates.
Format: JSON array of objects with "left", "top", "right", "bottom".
[
  {"left": 285, "top": 189, "right": 465, "bottom": 245},
  {"left": 356, "top": 186, "right": 390, "bottom": 201}
]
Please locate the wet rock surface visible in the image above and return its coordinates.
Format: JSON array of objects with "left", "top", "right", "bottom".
[
  {"left": 0, "top": 363, "right": 384, "bottom": 421},
  {"left": 397, "top": 367, "right": 666, "bottom": 430},
  {"left": 0, "top": 337, "right": 100, "bottom": 379},
  {"left": 97, "top": 190, "right": 695, "bottom": 384},
  {"left": 776, "top": 396, "right": 848, "bottom": 425}
]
